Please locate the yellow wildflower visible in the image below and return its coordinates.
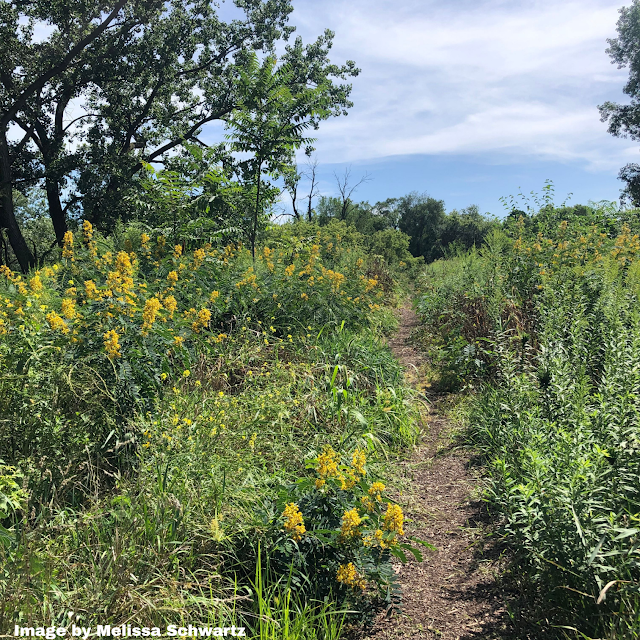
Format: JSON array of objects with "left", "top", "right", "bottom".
[
  {"left": 192, "top": 308, "right": 211, "bottom": 333},
  {"left": 368, "top": 482, "right": 385, "bottom": 501},
  {"left": 115, "top": 251, "right": 133, "bottom": 276},
  {"left": 336, "top": 563, "right": 366, "bottom": 590},
  {"left": 374, "top": 529, "right": 389, "bottom": 549},
  {"left": 352, "top": 448, "right": 366, "bottom": 476},
  {"left": 29, "top": 274, "right": 43, "bottom": 293},
  {"left": 282, "top": 502, "right": 306, "bottom": 541},
  {"left": 361, "top": 496, "right": 375, "bottom": 512},
  {"left": 62, "top": 231, "right": 74, "bottom": 259},
  {"left": 316, "top": 445, "right": 340, "bottom": 481},
  {"left": 340, "top": 508, "right": 362, "bottom": 539},
  {"left": 142, "top": 297, "right": 162, "bottom": 333},
  {"left": 103, "top": 329, "right": 121, "bottom": 358},
  {"left": 46, "top": 311, "right": 69, "bottom": 334},
  {"left": 383, "top": 503, "right": 404, "bottom": 536},
  {"left": 61, "top": 298, "right": 76, "bottom": 320},
  {"left": 193, "top": 247, "right": 206, "bottom": 267},
  {"left": 84, "top": 280, "right": 100, "bottom": 300},
  {"left": 164, "top": 295, "right": 177, "bottom": 317}
]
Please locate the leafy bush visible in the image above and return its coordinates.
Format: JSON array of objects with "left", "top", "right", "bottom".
[
  {"left": 0, "top": 221, "right": 388, "bottom": 499},
  {"left": 0, "top": 220, "right": 420, "bottom": 632},
  {"left": 230, "top": 445, "right": 429, "bottom": 625},
  {"left": 416, "top": 206, "right": 640, "bottom": 637}
]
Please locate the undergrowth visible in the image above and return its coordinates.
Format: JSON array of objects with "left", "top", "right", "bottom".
[
  {"left": 0, "top": 221, "right": 420, "bottom": 636},
  {"left": 416, "top": 206, "right": 640, "bottom": 639}
]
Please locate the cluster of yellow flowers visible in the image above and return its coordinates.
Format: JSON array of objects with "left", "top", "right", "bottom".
[
  {"left": 46, "top": 311, "right": 69, "bottom": 334},
  {"left": 340, "top": 508, "right": 362, "bottom": 539},
  {"left": 282, "top": 502, "right": 306, "bottom": 541},
  {"left": 103, "top": 329, "right": 121, "bottom": 359},
  {"left": 0, "top": 226, "right": 386, "bottom": 368},
  {"left": 62, "top": 231, "right": 74, "bottom": 260},
  {"left": 315, "top": 445, "right": 340, "bottom": 489},
  {"left": 142, "top": 297, "right": 162, "bottom": 333},
  {"left": 191, "top": 308, "right": 211, "bottom": 333},
  {"left": 314, "top": 445, "right": 367, "bottom": 491},
  {"left": 383, "top": 503, "right": 405, "bottom": 536},
  {"left": 336, "top": 562, "right": 366, "bottom": 590},
  {"left": 361, "top": 481, "right": 385, "bottom": 512}
]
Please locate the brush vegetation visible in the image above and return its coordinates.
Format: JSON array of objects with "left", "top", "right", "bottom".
[
  {"left": 416, "top": 201, "right": 640, "bottom": 638},
  {"left": 0, "top": 219, "right": 424, "bottom": 636}
]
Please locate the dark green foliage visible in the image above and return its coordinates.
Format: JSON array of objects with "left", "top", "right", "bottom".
[
  {"left": 600, "top": 0, "right": 640, "bottom": 204},
  {"left": 0, "top": 0, "right": 357, "bottom": 272},
  {"left": 314, "top": 192, "right": 494, "bottom": 265},
  {"left": 416, "top": 202, "right": 640, "bottom": 636}
]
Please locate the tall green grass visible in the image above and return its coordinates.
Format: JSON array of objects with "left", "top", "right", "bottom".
[{"left": 416, "top": 211, "right": 640, "bottom": 638}]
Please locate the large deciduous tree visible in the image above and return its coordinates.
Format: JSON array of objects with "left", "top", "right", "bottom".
[
  {"left": 600, "top": 0, "right": 640, "bottom": 205},
  {"left": 0, "top": 0, "right": 357, "bottom": 271}
]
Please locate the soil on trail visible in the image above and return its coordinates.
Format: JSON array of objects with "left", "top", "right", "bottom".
[{"left": 368, "top": 305, "right": 516, "bottom": 640}]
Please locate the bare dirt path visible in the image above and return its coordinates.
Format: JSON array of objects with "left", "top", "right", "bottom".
[{"left": 368, "top": 305, "right": 518, "bottom": 640}]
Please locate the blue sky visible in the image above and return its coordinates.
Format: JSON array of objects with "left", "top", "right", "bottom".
[{"left": 256, "top": 0, "right": 640, "bottom": 216}]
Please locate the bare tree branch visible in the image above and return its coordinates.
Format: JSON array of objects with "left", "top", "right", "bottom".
[{"left": 334, "top": 166, "right": 371, "bottom": 220}]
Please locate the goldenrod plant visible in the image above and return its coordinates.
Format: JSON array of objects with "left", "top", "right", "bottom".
[{"left": 0, "top": 220, "right": 420, "bottom": 632}]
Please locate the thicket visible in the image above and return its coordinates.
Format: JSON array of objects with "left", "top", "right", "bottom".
[
  {"left": 0, "top": 216, "right": 428, "bottom": 636},
  {"left": 416, "top": 201, "right": 640, "bottom": 638}
]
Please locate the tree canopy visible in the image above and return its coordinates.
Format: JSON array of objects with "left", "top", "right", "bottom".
[
  {"left": 0, "top": 0, "right": 358, "bottom": 271},
  {"left": 600, "top": 0, "right": 640, "bottom": 204}
]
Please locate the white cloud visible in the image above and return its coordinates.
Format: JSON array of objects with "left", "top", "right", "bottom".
[{"left": 284, "top": 0, "right": 635, "bottom": 169}]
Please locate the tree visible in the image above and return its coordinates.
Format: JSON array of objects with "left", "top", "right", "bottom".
[
  {"left": 334, "top": 166, "right": 370, "bottom": 220},
  {"left": 225, "top": 37, "right": 358, "bottom": 259},
  {"left": 599, "top": 0, "right": 640, "bottom": 204},
  {"left": 1, "top": 0, "right": 356, "bottom": 271},
  {"left": 1, "top": 0, "right": 141, "bottom": 270},
  {"left": 397, "top": 192, "right": 446, "bottom": 261},
  {"left": 304, "top": 156, "right": 320, "bottom": 221}
]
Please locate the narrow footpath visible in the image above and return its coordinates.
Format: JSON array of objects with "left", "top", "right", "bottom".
[{"left": 368, "top": 305, "right": 518, "bottom": 640}]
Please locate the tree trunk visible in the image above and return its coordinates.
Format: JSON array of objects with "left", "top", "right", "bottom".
[
  {"left": 252, "top": 162, "right": 263, "bottom": 263},
  {"left": 0, "top": 131, "right": 34, "bottom": 272},
  {"left": 45, "top": 175, "right": 68, "bottom": 246}
]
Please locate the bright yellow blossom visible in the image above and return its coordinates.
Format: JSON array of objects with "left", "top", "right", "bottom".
[
  {"left": 383, "top": 503, "right": 404, "bottom": 536},
  {"left": 62, "top": 231, "right": 74, "bottom": 259},
  {"left": 340, "top": 508, "right": 362, "bottom": 539},
  {"left": 336, "top": 563, "right": 365, "bottom": 590},
  {"left": 103, "top": 329, "right": 121, "bottom": 358},
  {"left": 142, "top": 297, "right": 162, "bottom": 333},
  {"left": 282, "top": 502, "right": 306, "bottom": 541}
]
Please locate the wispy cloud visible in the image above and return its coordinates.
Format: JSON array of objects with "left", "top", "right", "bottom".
[{"left": 288, "top": 0, "right": 636, "bottom": 170}]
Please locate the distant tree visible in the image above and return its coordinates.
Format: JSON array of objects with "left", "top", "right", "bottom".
[
  {"left": 599, "top": 0, "right": 640, "bottom": 204},
  {"left": 439, "top": 205, "right": 495, "bottom": 253},
  {"left": 304, "top": 157, "right": 320, "bottom": 221},
  {"left": 374, "top": 197, "right": 401, "bottom": 230},
  {"left": 397, "top": 192, "right": 446, "bottom": 261},
  {"left": 334, "top": 166, "right": 370, "bottom": 220},
  {"left": 284, "top": 166, "right": 303, "bottom": 221},
  {"left": 316, "top": 195, "right": 342, "bottom": 224}
]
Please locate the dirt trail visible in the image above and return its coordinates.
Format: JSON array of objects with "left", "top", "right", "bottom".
[{"left": 368, "top": 305, "right": 515, "bottom": 640}]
